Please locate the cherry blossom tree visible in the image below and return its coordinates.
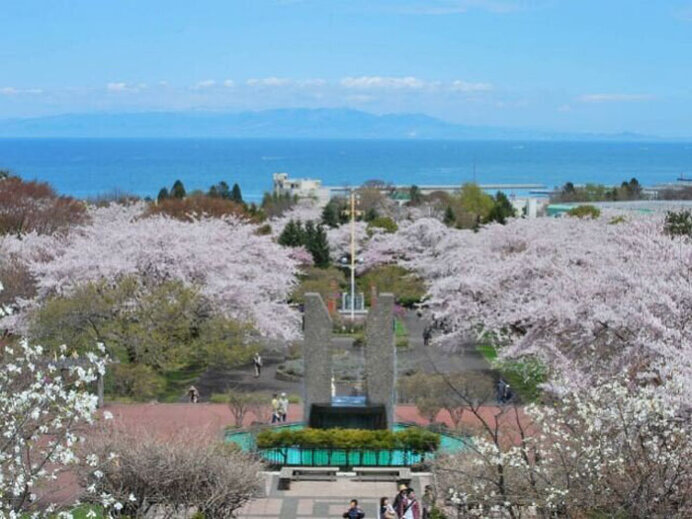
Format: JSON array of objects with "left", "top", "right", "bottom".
[
  {"left": 2, "top": 203, "right": 302, "bottom": 340},
  {"left": 363, "top": 215, "right": 692, "bottom": 400}
]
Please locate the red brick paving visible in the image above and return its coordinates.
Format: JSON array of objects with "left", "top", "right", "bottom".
[{"left": 40, "top": 402, "right": 532, "bottom": 508}]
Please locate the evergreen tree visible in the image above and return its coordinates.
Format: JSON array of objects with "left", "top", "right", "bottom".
[
  {"left": 157, "top": 187, "right": 169, "bottom": 203},
  {"left": 307, "top": 224, "right": 331, "bottom": 268},
  {"left": 303, "top": 220, "right": 317, "bottom": 248},
  {"left": 171, "top": 180, "right": 186, "bottom": 199},
  {"left": 486, "top": 191, "right": 516, "bottom": 225},
  {"left": 231, "top": 183, "right": 243, "bottom": 204},
  {"left": 627, "top": 177, "right": 642, "bottom": 199},
  {"left": 321, "top": 202, "right": 339, "bottom": 228},
  {"left": 218, "top": 181, "right": 231, "bottom": 199},
  {"left": 443, "top": 206, "right": 456, "bottom": 227},
  {"left": 208, "top": 185, "right": 219, "bottom": 198},
  {"left": 363, "top": 207, "right": 378, "bottom": 222},
  {"left": 409, "top": 185, "right": 423, "bottom": 205},
  {"left": 278, "top": 219, "right": 304, "bottom": 247}
]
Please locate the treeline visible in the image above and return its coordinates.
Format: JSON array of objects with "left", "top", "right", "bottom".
[
  {"left": 154, "top": 179, "right": 299, "bottom": 221},
  {"left": 551, "top": 178, "right": 643, "bottom": 203},
  {"left": 410, "top": 183, "right": 517, "bottom": 230}
]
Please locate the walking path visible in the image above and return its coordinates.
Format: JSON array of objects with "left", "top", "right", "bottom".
[
  {"left": 399, "top": 310, "right": 494, "bottom": 374},
  {"left": 238, "top": 473, "right": 432, "bottom": 519},
  {"left": 192, "top": 310, "right": 495, "bottom": 401}
]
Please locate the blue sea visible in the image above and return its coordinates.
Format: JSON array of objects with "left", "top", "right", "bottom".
[{"left": 0, "top": 139, "right": 690, "bottom": 202}]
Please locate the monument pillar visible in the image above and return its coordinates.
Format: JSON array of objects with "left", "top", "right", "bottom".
[
  {"left": 302, "top": 293, "right": 333, "bottom": 423},
  {"left": 365, "top": 293, "right": 396, "bottom": 428}
]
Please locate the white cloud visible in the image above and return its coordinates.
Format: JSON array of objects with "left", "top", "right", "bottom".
[
  {"left": 450, "top": 80, "right": 493, "bottom": 92},
  {"left": 106, "top": 82, "right": 144, "bottom": 93},
  {"left": 341, "top": 76, "right": 428, "bottom": 89},
  {"left": 578, "top": 93, "right": 655, "bottom": 103},
  {"left": 298, "top": 78, "right": 327, "bottom": 87},
  {"left": 557, "top": 104, "right": 572, "bottom": 112},
  {"left": 191, "top": 79, "right": 217, "bottom": 90},
  {"left": 1, "top": 86, "right": 43, "bottom": 95},
  {"left": 340, "top": 76, "right": 493, "bottom": 94},
  {"left": 246, "top": 77, "right": 293, "bottom": 87},
  {"left": 223, "top": 79, "right": 235, "bottom": 87},
  {"left": 244, "top": 77, "right": 326, "bottom": 88}
]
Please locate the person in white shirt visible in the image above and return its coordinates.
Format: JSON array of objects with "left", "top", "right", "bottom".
[
  {"left": 253, "top": 352, "right": 262, "bottom": 378},
  {"left": 278, "top": 392, "right": 289, "bottom": 422}
]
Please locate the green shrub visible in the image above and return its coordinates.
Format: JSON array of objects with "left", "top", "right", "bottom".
[
  {"left": 366, "top": 216, "right": 398, "bottom": 234},
  {"left": 255, "top": 223, "right": 272, "bottom": 235},
  {"left": 105, "top": 363, "right": 165, "bottom": 400},
  {"left": 608, "top": 215, "right": 627, "bottom": 225},
  {"left": 255, "top": 427, "right": 440, "bottom": 452},
  {"left": 358, "top": 265, "right": 426, "bottom": 307},
  {"left": 290, "top": 266, "right": 346, "bottom": 305},
  {"left": 567, "top": 204, "right": 601, "bottom": 219},
  {"left": 664, "top": 209, "right": 692, "bottom": 237}
]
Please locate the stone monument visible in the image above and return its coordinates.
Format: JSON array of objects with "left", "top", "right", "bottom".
[
  {"left": 302, "top": 292, "right": 396, "bottom": 429},
  {"left": 302, "top": 293, "right": 333, "bottom": 423},
  {"left": 365, "top": 293, "right": 396, "bottom": 428}
]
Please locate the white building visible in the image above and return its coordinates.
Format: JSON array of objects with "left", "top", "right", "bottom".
[{"left": 273, "top": 173, "right": 331, "bottom": 206}]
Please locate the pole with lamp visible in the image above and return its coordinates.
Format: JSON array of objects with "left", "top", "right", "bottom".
[{"left": 340, "top": 189, "right": 362, "bottom": 322}]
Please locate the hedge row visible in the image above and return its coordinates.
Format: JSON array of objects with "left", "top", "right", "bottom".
[{"left": 255, "top": 427, "right": 440, "bottom": 452}]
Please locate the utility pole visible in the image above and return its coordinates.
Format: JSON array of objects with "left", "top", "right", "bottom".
[{"left": 349, "top": 190, "right": 356, "bottom": 321}]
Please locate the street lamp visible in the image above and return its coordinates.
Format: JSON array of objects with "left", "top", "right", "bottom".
[{"left": 340, "top": 255, "right": 363, "bottom": 321}]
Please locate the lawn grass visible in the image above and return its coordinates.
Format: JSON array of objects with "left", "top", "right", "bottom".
[
  {"left": 395, "top": 318, "right": 409, "bottom": 348},
  {"left": 394, "top": 318, "right": 407, "bottom": 337},
  {"left": 476, "top": 344, "right": 546, "bottom": 403}
]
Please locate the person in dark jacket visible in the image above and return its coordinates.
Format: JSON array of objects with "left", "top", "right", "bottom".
[
  {"left": 343, "top": 499, "right": 365, "bottom": 519},
  {"left": 393, "top": 484, "right": 408, "bottom": 513},
  {"left": 396, "top": 489, "right": 421, "bottom": 519}
]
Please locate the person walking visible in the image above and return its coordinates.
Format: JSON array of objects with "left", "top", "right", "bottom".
[
  {"left": 253, "top": 352, "right": 263, "bottom": 378},
  {"left": 271, "top": 393, "right": 280, "bottom": 423},
  {"left": 503, "top": 383, "right": 513, "bottom": 403},
  {"left": 496, "top": 378, "right": 507, "bottom": 404},
  {"left": 422, "top": 326, "right": 432, "bottom": 346},
  {"left": 396, "top": 488, "right": 421, "bottom": 519},
  {"left": 187, "top": 385, "right": 199, "bottom": 403},
  {"left": 342, "top": 499, "right": 365, "bottom": 519},
  {"left": 278, "top": 392, "right": 289, "bottom": 422},
  {"left": 393, "top": 484, "right": 408, "bottom": 516},
  {"left": 379, "top": 497, "right": 396, "bottom": 519}
]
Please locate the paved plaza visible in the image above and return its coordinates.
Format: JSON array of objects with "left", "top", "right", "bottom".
[{"left": 238, "top": 473, "right": 432, "bottom": 519}]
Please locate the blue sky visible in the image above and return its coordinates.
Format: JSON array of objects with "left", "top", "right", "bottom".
[{"left": 1, "top": 0, "right": 691, "bottom": 136}]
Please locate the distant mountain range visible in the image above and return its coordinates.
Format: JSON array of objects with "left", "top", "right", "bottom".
[{"left": 0, "top": 108, "right": 664, "bottom": 140}]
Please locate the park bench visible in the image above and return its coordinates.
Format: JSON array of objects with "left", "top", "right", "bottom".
[
  {"left": 353, "top": 467, "right": 412, "bottom": 486},
  {"left": 278, "top": 466, "right": 339, "bottom": 490}
]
